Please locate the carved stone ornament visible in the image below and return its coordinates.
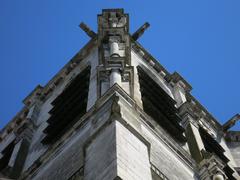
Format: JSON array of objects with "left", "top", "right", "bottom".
[{"left": 198, "top": 151, "right": 226, "bottom": 180}]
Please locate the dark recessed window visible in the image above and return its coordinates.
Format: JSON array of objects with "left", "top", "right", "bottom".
[
  {"left": 42, "top": 66, "right": 91, "bottom": 144},
  {"left": 199, "top": 127, "right": 229, "bottom": 163},
  {"left": 137, "top": 66, "right": 186, "bottom": 143},
  {"left": 199, "top": 127, "right": 236, "bottom": 180},
  {"left": 0, "top": 141, "right": 15, "bottom": 174}
]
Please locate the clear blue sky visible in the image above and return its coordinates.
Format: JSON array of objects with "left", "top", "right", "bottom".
[{"left": 0, "top": 0, "right": 239, "bottom": 130}]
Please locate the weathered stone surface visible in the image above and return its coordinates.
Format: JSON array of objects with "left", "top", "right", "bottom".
[
  {"left": 227, "top": 141, "right": 240, "bottom": 167},
  {"left": 0, "top": 8, "right": 239, "bottom": 180}
]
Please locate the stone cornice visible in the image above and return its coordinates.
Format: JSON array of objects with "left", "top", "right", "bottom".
[
  {"left": 24, "top": 38, "right": 97, "bottom": 107},
  {"left": 22, "top": 85, "right": 43, "bottom": 106},
  {"left": 0, "top": 107, "right": 29, "bottom": 143},
  {"left": 182, "top": 94, "right": 222, "bottom": 131},
  {"left": 131, "top": 39, "right": 170, "bottom": 77},
  {"left": 165, "top": 71, "right": 192, "bottom": 92}
]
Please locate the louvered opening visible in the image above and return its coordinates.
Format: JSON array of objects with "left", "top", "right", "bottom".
[
  {"left": 223, "top": 165, "right": 236, "bottom": 180},
  {"left": 137, "top": 66, "right": 186, "bottom": 143},
  {"left": 42, "top": 66, "right": 91, "bottom": 144},
  {"left": 199, "top": 127, "right": 236, "bottom": 180}
]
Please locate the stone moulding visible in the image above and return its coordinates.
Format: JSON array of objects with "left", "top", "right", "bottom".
[{"left": 20, "top": 83, "right": 197, "bottom": 179}]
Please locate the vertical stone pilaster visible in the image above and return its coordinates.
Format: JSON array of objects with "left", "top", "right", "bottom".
[
  {"left": 184, "top": 114, "right": 205, "bottom": 164},
  {"left": 9, "top": 139, "right": 30, "bottom": 179},
  {"left": 183, "top": 114, "right": 229, "bottom": 179},
  {"left": 9, "top": 103, "right": 38, "bottom": 179},
  {"left": 84, "top": 120, "right": 152, "bottom": 180},
  {"left": 115, "top": 120, "right": 152, "bottom": 180},
  {"left": 84, "top": 121, "right": 117, "bottom": 180}
]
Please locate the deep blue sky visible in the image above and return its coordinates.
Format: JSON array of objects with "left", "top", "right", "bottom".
[{"left": 0, "top": 1, "right": 239, "bottom": 130}]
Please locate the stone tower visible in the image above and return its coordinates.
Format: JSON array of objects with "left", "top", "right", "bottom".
[{"left": 0, "top": 9, "right": 240, "bottom": 180}]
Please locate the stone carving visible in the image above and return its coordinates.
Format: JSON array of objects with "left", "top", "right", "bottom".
[
  {"left": 97, "top": 9, "right": 133, "bottom": 98},
  {"left": 199, "top": 152, "right": 226, "bottom": 180}
]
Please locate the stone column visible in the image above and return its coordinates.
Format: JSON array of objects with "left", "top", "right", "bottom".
[
  {"left": 110, "top": 69, "right": 121, "bottom": 87},
  {"left": 110, "top": 42, "right": 119, "bottom": 57}
]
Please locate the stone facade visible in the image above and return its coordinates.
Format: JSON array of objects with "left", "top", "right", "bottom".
[{"left": 0, "top": 9, "right": 239, "bottom": 180}]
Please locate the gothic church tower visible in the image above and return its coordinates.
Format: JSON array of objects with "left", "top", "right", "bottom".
[{"left": 0, "top": 9, "right": 240, "bottom": 180}]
